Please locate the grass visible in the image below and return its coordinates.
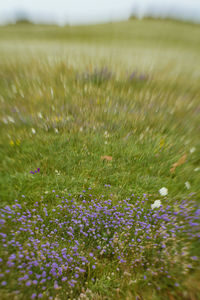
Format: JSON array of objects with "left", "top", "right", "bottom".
[{"left": 0, "top": 18, "right": 200, "bottom": 299}]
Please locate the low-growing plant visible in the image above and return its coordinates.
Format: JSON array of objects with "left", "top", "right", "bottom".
[{"left": 0, "top": 189, "right": 199, "bottom": 299}]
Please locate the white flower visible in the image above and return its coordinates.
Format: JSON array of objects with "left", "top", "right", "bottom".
[
  {"left": 104, "top": 131, "right": 109, "bottom": 138},
  {"left": 190, "top": 147, "right": 196, "bottom": 154},
  {"left": 7, "top": 116, "right": 15, "bottom": 123},
  {"left": 50, "top": 87, "right": 54, "bottom": 98},
  {"left": 185, "top": 181, "right": 191, "bottom": 189},
  {"left": 31, "top": 128, "right": 36, "bottom": 134},
  {"left": 38, "top": 112, "right": 43, "bottom": 119},
  {"left": 44, "top": 191, "right": 48, "bottom": 194},
  {"left": 151, "top": 200, "right": 161, "bottom": 209},
  {"left": 194, "top": 167, "right": 200, "bottom": 172},
  {"left": 55, "top": 128, "right": 58, "bottom": 133},
  {"left": 159, "top": 187, "right": 168, "bottom": 196}
]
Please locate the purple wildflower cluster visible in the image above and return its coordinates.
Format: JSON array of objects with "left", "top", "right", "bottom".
[
  {"left": 129, "top": 71, "right": 148, "bottom": 81},
  {"left": 0, "top": 190, "right": 199, "bottom": 299},
  {"left": 30, "top": 168, "right": 40, "bottom": 175}
]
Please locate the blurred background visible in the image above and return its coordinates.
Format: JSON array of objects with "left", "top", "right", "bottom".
[{"left": 1, "top": 0, "right": 200, "bottom": 25}]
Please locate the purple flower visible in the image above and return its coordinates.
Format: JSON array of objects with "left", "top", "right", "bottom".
[
  {"left": 54, "top": 281, "right": 59, "bottom": 289},
  {"left": 195, "top": 209, "right": 200, "bottom": 215},
  {"left": 191, "top": 256, "right": 198, "bottom": 260},
  {"left": 62, "top": 277, "right": 68, "bottom": 282},
  {"left": 25, "top": 281, "right": 32, "bottom": 286},
  {"left": 32, "top": 280, "right": 38, "bottom": 285},
  {"left": 175, "top": 283, "right": 179, "bottom": 287}
]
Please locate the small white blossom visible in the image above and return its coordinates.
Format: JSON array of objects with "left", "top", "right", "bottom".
[
  {"left": 31, "top": 128, "right": 36, "bottom": 134},
  {"left": 185, "top": 181, "right": 191, "bottom": 189},
  {"left": 37, "top": 112, "right": 43, "bottom": 119},
  {"left": 159, "top": 187, "right": 168, "bottom": 196},
  {"left": 104, "top": 131, "right": 109, "bottom": 138},
  {"left": 194, "top": 167, "right": 200, "bottom": 172},
  {"left": 7, "top": 116, "right": 15, "bottom": 123},
  {"left": 55, "top": 169, "right": 61, "bottom": 176},
  {"left": 151, "top": 200, "right": 161, "bottom": 209},
  {"left": 55, "top": 128, "right": 58, "bottom": 133},
  {"left": 190, "top": 147, "right": 196, "bottom": 154},
  {"left": 50, "top": 87, "right": 54, "bottom": 98}
]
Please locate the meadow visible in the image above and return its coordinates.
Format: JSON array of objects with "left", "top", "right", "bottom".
[{"left": 0, "top": 18, "right": 200, "bottom": 299}]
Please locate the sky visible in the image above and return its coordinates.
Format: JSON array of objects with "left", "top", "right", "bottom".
[{"left": 0, "top": 0, "right": 200, "bottom": 25}]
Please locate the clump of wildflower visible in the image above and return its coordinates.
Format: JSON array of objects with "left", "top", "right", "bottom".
[
  {"left": 0, "top": 189, "right": 199, "bottom": 299},
  {"left": 9, "top": 139, "right": 21, "bottom": 147},
  {"left": 151, "top": 200, "right": 161, "bottom": 209},
  {"left": 30, "top": 168, "right": 40, "bottom": 174},
  {"left": 159, "top": 187, "right": 168, "bottom": 196}
]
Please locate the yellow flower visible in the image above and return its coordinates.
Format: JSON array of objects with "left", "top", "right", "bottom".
[
  {"left": 16, "top": 139, "right": 21, "bottom": 146},
  {"left": 159, "top": 138, "right": 165, "bottom": 148},
  {"left": 9, "top": 140, "right": 14, "bottom": 146}
]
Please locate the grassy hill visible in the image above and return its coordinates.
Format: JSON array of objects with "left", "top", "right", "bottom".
[{"left": 0, "top": 19, "right": 200, "bottom": 299}]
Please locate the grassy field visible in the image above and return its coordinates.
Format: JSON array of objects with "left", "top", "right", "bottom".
[{"left": 0, "top": 19, "right": 200, "bottom": 299}]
